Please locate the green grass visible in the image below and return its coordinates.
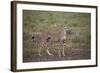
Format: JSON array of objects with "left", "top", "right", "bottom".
[
  {"left": 23, "top": 10, "right": 91, "bottom": 49},
  {"left": 23, "top": 10, "right": 91, "bottom": 62}
]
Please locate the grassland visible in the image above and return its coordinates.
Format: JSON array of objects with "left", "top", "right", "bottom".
[{"left": 23, "top": 10, "right": 91, "bottom": 62}]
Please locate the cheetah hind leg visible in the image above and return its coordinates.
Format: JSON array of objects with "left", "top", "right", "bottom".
[
  {"left": 62, "top": 44, "right": 66, "bottom": 56},
  {"left": 46, "top": 47, "right": 53, "bottom": 56},
  {"left": 38, "top": 47, "right": 42, "bottom": 56}
]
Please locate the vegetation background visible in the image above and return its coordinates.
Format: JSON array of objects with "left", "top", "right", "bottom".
[{"left": 23, "top": 10, "right": 91, "bottom": 62}]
